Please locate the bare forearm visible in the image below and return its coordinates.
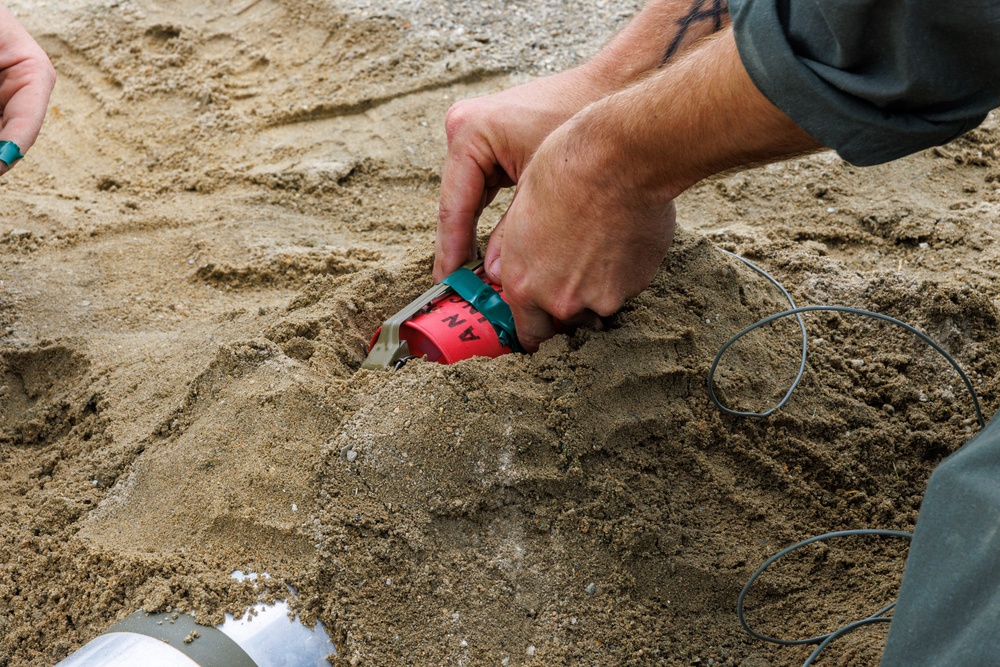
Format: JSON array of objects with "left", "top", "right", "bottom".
[
  {"left": 566, "top": 28, "right": 821, "bottom": 207},
  {"left": 583, "top": 0, "right": 731, "bottom": 89},
  {"left": 434, "top": 0, "right": 740, "bottom": 280}
]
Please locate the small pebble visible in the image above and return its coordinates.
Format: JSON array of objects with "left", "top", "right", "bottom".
[
  {"left": 525, "top": 645, "right": 536, "bottom": 657},
  {"left": 346, "top": 450, "right": 358, "bottom": 462},
  {"left": 584, "top": 582, "right": 597, "bottom": 596}
]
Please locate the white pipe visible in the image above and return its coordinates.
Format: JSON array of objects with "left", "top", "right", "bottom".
[
  {"left": 56, "top": 601, "right": 335, "bottom": 667},
  {"left": 54, "top": 634, "right": 201, "bottom": 667}
]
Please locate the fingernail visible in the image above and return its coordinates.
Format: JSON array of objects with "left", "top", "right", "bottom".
[{"left": 486, "top": 257, "right": 501, "bottom": 283}]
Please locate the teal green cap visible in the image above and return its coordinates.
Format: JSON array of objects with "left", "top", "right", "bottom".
[
  {"left": 441, "top": 267, "right": 522, "bottom": 353},
  {"left": 0, "top": 141, "right": 24, "bottom": 166}
]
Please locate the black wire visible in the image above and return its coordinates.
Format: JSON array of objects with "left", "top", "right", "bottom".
[
  {"left": 713, "top": 252, "right": 989, "bottom": 664},
  {"left": 715, "top": 250, "right": 808, "bottom": 418},
  {"left": 737, "top": 529, "right": 911, "bottom": 647},
  {"left": 707, "top": 304, "right": 986, "bottom": 429},
  {"left": 392, "top": 356, "right": 417, "bottom": 371},
  {"left": 802, "top": 617, "right": 893, "bottom": 667}
]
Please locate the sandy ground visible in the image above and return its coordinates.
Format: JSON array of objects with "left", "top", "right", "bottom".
[{"left": 3, "top": 1, "right": 1000, "bottom": 665}]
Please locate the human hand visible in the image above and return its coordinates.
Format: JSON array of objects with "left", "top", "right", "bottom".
[
  {"left": 434, "top": 66, "right": 615, "bottom": 281},
  {"left": 477, "top": 27, "right": 821, "bottom": 352},
  {"left": 0, "top": 4, "right": 56, "bottom": 176},
  {"left": 483, "top": 112, "right": 677, "bottom": 352}
]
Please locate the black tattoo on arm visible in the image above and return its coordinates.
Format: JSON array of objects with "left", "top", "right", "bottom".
[{"left": 661, "top": 0, "right": 729, "bottom": 65}]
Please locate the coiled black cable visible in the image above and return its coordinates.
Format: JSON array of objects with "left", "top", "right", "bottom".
[
  {"left": 713, "top": 249, "right": 808, "bottom": 418},
  {"left": 707, "top": 304, "right": 985, "bottom": 429},
  {"left": 736, "top": 529, "right": 910, "bottom": 666},
  {"left": 711, "top": 251, "right": 987, "bottom": 665}
]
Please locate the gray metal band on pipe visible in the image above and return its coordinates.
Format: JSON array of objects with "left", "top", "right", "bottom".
[{"left": 105, "top": 611, "right": 258, "bottom": 667}]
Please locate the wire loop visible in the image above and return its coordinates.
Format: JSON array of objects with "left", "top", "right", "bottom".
[
  {"left": 707, "top": 303, "right": 985, "bottom": 428},
  {"left": 715, "top": 251, "right": 989, "bottom": 665},
  {"left": 737, "top": 529, "right": 911, "bottom": 648}
]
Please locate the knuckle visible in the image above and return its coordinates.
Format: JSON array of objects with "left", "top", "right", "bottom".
[
  {"left": 548, "top": 298, "right": 582, "bottom": 323},
  {"left": 588, "top": 286, "right": 631, "bottom": 319},
  {"left": 27, "top": 54, "right": 57, "bottom": 88},
  {"left": 592, "top": 297, "right": 624, "bottom": 319},
  {"left": 541, "top": 285, "right": 585, "bottom": 322},
  {"left": 443, "top": 101, "right": 478, "bottom": 139},
  {"left": 501, "top": 275, "right": 530, "bottom": 305},
  {"left": 436, "top": 202, "right": 474, "bottom": 229},
  {"left": 517, "top": 334, "right": 543, "bottom": 353}
]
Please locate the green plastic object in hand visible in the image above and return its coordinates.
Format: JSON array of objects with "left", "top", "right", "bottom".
[
  {"left": 361, "top": 260, "right": 522, "bottom": 370},
  {"left": 0, "top": 141, "right": 24, "bottom": 166},
  {"left": 441, "top": 267, "right": 522, "bottom": 353}
]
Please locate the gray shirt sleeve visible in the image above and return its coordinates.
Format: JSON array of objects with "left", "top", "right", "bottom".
[{"left": 729, "top": 0, "right": 1000, "bottom": 165}]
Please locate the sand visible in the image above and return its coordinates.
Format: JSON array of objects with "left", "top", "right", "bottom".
[{"left": 2, "top": 0, "right": 1000, "bottom": 665}]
